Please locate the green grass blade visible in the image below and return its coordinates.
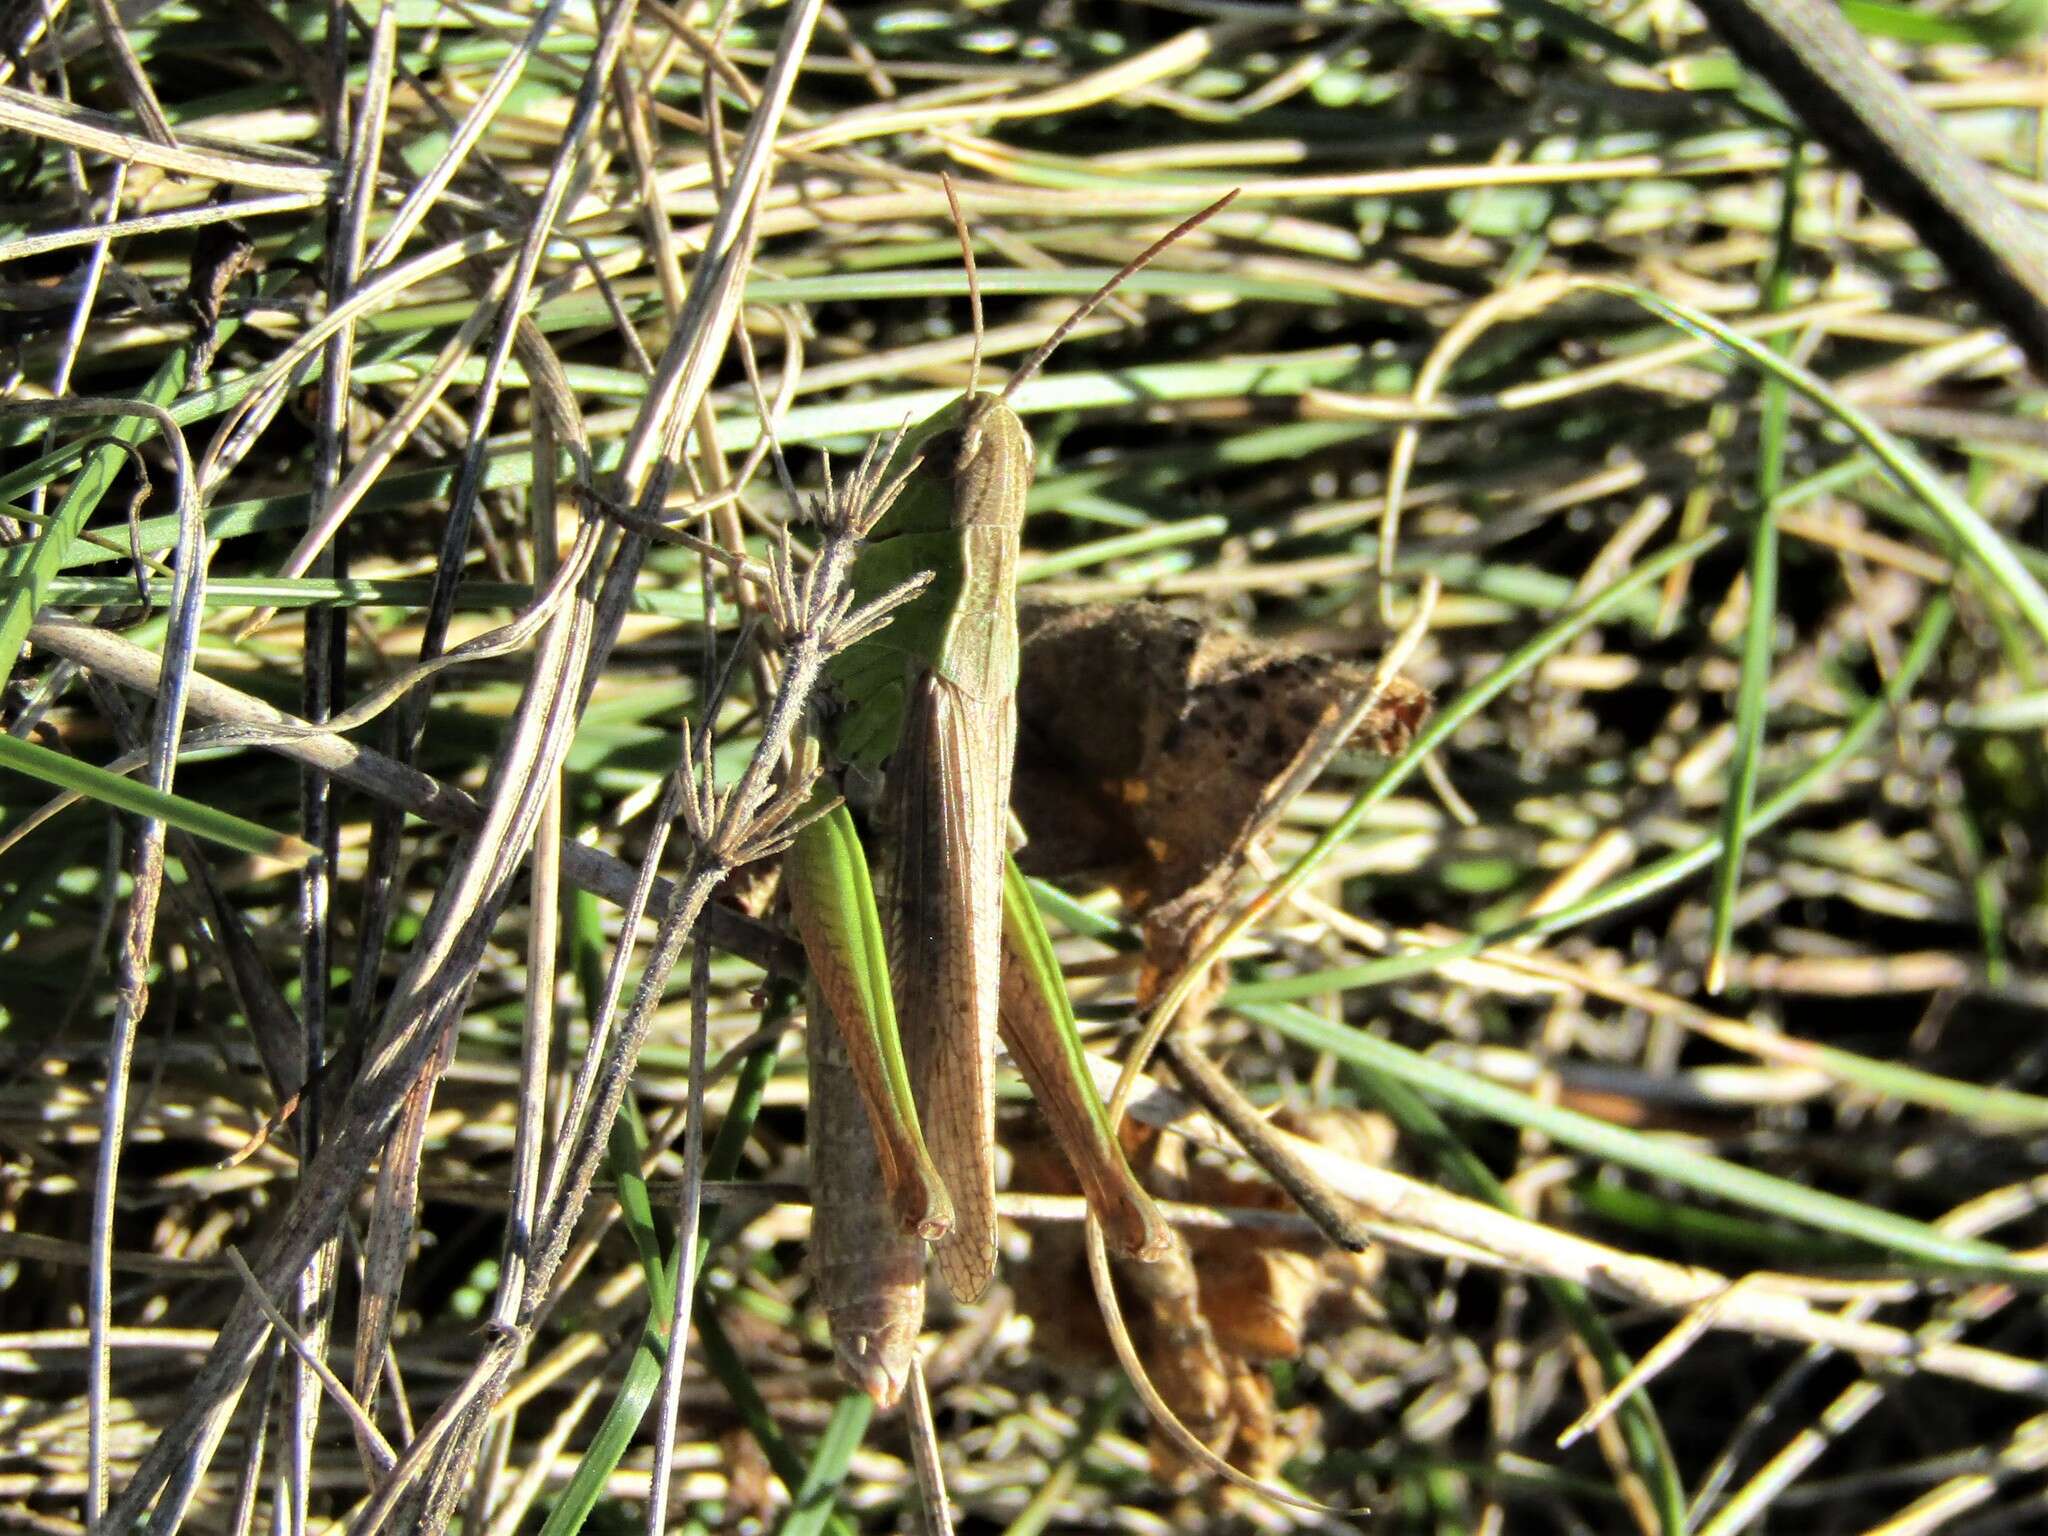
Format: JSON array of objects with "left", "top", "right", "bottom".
[
  {"left": 0, "top": 733, "right": 312, "bottom": 863},
  {"left": 0, "top": 350, "right": 189, "bottom": 697},
  {"left": 777, "top": 1393, "right": 874, "bottom": 1536},
  {"left": 1246, "top": 999, "right": 2027, "bottom": 1277},
  {"left": 1706, "top": 150, "right": 1801, "bottom": 994},
  {"left": 1583, "top": 278, "right": 2048, "bottom": 650},
  {"left": 698, "top": 1307, "right": 859, "bottom": 1536}
]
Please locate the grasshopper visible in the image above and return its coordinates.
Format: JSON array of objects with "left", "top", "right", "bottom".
[{"left": 786, "top": 185, "right": 1236, "bottom": 1406}]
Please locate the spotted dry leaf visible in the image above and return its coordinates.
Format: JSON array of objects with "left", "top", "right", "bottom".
[
  {"left": 1013, "top": 597, "right": 1429, "bottom": 1016},
  {"left": 1014, "top": 597, "right": 1429, "bottom": 902}
]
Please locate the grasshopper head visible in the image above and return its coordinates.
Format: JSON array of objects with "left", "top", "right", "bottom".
[{"left": 914, "top": 391, "right": 1031, "bottom": 531}]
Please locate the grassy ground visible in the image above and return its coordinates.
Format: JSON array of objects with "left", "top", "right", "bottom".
[{"left": 2, "top": 1, "right": 2046, "bottom": 1531}]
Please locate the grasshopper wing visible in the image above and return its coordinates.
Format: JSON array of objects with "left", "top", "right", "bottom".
[{"left": 882, "top": 667, "right": 1013, "bottom": 1302}]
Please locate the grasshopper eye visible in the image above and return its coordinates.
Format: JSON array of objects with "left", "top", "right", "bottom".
[{"left": 926, "top": 427, "right": 975, "bottom": 476}]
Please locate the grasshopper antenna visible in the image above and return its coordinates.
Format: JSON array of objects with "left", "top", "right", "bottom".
[
  {"left": 941, "top": 172, "right": 983, "bottom": 403},
  {"left": 1000, "top": 187, "right": 1240, "bottom": 407}
]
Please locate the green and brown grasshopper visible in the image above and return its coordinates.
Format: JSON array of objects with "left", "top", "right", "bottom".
[{"left": 785, "top": 187, "right": 1235, "bottom": 1407}]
